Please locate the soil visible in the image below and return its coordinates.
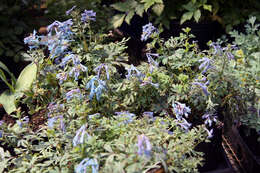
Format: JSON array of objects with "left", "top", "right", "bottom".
[{"left": 0, "top": 107, "right": 47, "bottom": 131}]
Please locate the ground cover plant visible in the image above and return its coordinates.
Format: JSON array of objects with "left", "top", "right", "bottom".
[
  {"left": 0, "top": 7, "right": 210, "bottom": 173},
  {"left": 0, "top": 5, "right": 259, "bottom": 173}
]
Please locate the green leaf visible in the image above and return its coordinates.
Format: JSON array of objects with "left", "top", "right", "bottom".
[
  {"left": 0, "top": 61, "right": 16, "bottom": 84},
  {"left": 111, "top": 14, "right": 126, "bottom": 28},
  {"left": 180, "top": 11, "right": 193, "bottom": 24},
  {"left": 15, "top": 63, "right": 37, "bottom": 92},
  {"left": 135, "top": 4, "right": 145, "bottom": 17},
  {"left": 0, "top": 69, "right": 15, "bottom": 93},
  {"left": 194, "top": 10, "right": 201, "bottom": 23},
  {"left": 111, "top": 0, "right": 138, "bottom": 12},
  {"left": 125, "top": 10, "right": 135, "bottom": 25},
  {"left": 111, "top": 2, "right": 129, "bottom": 12},
  {"left": 152, "top": 3, "right": 164, "bottom": 16},
  {"left": 0, "top": 90, "right": 16, "bottom": 114},
  {"left": 141, "top": 0, "right": 163, "bottom": 11},
  {"left": 203, "top": 4, "right": 212, "bottom": 12}
]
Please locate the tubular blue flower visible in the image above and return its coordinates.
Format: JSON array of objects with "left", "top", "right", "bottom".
[
  {"left": 125, "top": 64, "right": 144, "bottom": 80},
  {"left": 56, "top": 72, "right": 68, "bottom": 84},
  {"left": 86, "top": 76, "right": 106, "bottom": 101},
  {"left": 205, "top": 128, "right": 213, "bottom": 138},
  {"left": 73, "top": 124, "right": 88, "bottom": 146},
  {"left": 115, "top": 111, "right": 136, "bottom": 124},
  {"left": 140, "top": 77, "right": 159, "bottom": 88},
  {"left": 172, "top": 102, "right": 191, "bottom": 120},
  {"left": 141, "top": 23, "right": 158, "bottom": 41},
  {"left": 66, "top": 5, "right": 76, "bottom": 15},
  {"left": 24, "top": 30, "right": 40, "bottom": 49},
  {"left": 81, "top": 10, "right": 96, "bottom": 22},
  {"left": 16, "top": 116, "right": 29, "bottom": 128},
  {"left": 73, "top": 125, "right": 92, "bottom": 147},
  {"left": 75, "top": 158, "right": 99, "bottom": 173},
  {"left": 192, "top": 81, "right": 210, "bottom": 96},
  {"left": 177, "top": 118, "right": 192, "bottom": 131},
  {"left": 198, "top": 57, "right": 214, "bottom": 74},
  {"left": 137, "top": 134, "right": 152, "bottom": 157},
  {"left": 47, "top": 19, "right": 73, "bottom": 34},
  {"left": 69, "top": 63, "right": 88, "bottom": 81},
  {"left": 202, "top": 114, "right": 217, "bottom": 127},
  {"left": 47, "top": 103, "right": 65, "bottom": 117},
  {"left": 146, "top": 53, "right": 159, "bottom": 73},
  {"left": 66, "top": 88, "right": 81, "bottom": 101},
  {"left": 210, "top": 42, "right": 223, "bottom": 55},
  {"left": 94, "top": 64, "right": 110, "bottom": 80},
  {"left": 48, "top": 115, "right": 66, "bottom": 132},
  {"left": 226, "top": 52, "right": 234, "bottom": 60},
  {"left": 60, "top": 54, "right": 79, "bottom": 67}
]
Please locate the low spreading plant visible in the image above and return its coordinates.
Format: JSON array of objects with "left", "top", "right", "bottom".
[{"left": 0, "top": 7, "right": 211, "bottom": 173}]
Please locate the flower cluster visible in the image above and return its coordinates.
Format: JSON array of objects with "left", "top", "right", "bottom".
[
  {"left": 86, "top": 76, "right": 107, "bottom": 101},
  {"left": 141, "top": 23, "right": 158, "bottom": 41},
  {"left": 192, "top": 77, "right": 210, "bottom": 96},
  {"left": 48, "top": 115, "right": 66, "bottom": 132},
  {"left": 137, "top": 134, "right": 152, "bottom": 157},
  {"left": 75, "top": 158, "right": 99, "bottom": 173},
  {"left": 81, "top": 10, "right": 96, "bottom": 22}
]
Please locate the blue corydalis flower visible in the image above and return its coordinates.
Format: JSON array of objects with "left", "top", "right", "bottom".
[
  {"left": 198, "top": 57, "right": 214, "bottom": 74},
  {"left": 141, "top": 23, "right": 158, "bottom": 41},
  {"left": 17, "top": 116, "right": 29, "bottom": 128},
  {"left": 146, "top": 53, "right": 159, "bottom": 73},
  {"left": 48, "top": 115, "right": 66, "bottom": 132},
  {"left": 66, "top": 5, "right": 76, "bottom": 15},
  {"left": 126, "top": 64, "right": 144, "bottom": 80},
  {"left": 94, "top": 64, "right": 109, "bottom": 80},
  {"left": 172, "top": 102, "right": 191, "bottom": 120},
  {"left": 205, "top": 128, "right": 213, "bottom": 138},
  {"left": 192, "top": 81, "right": 210, "bottom": 96},
  {"left": 177, "top": 118, "right": 192, "bottom": 131},
  {"left": 66, "top": 88, "right": 81, "bottom": 101},
  {"left": 56, "top": 72, "right": 68, "bottom": 84},
  {"left": 69, "top": 63, "right": 88, "bottom": 81},
  {"left": 81, "top": 10, "right": 96, "bottom": 22},
  {"left": 115, "top": 111, "right": 136, "bottom": 124},
  {"left": 47, "top": 19, "right": 73, "bottom": 34},
  {"left": 60, "top": 53, "right": 79, "bottom": 67},
  {"left": 202, "top": 114, "right": 217, "bottom": 127},
  {"left": 210, "top": 42, "right": 223, "bottom": 55},
  {"left": 137, "top": 134, "right": 152, "bottom": 157},
  {"left": 75, "top": 158, "right": 99, "bottom": 173},
  {"left": 24, "top": 30, "right": 40, "bottom": 49},
  {"left": 86, "top": 76, "right": 106, "bottom": 101},
  {"left": 73, "top": 124, "right": 91, "bottom": 147}
]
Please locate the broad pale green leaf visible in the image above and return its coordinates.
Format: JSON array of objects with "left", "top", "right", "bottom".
[
  {"left": 180, "top": 11, "right": 193, "bottom": 24},
  {"left": 15, "top": 63, "right": 37, "bottom": 92},
  {"left": 111, "top": 0, "right": 137, "bottom": 11},
  {"left": 135, "top": 4, "right": 145, "bottom": 17},
  {"left": 111, "top": 14, "right": 126, "bottom": 28},
  {"left": 125, "top": 10, "right": 135, "bottom": 25},
  {"left": 111, "top": 2, "right": 130, "bottom": 12},
  {"left": 152, "top": 3, "right": 164, "bottom": 16},
  {"left": 203, "top": 4, "right": 212, "bottom": 12},
  {"left": 194, "top": 9, "right": 201, "bottom": 23},
  {"left": 141, "top": 0, "right": 163, "bottom": 11},
  {"left": 0, "top": 90, "right": 16, "bottom": 114}
]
